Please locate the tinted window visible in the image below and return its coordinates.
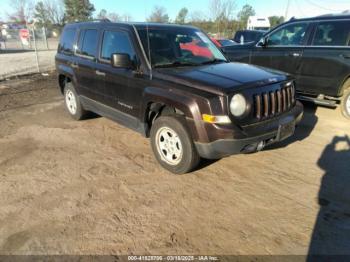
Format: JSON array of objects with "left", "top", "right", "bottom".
[
  {"left": 77, "top": 29, "right": 98, "bottom": 58},
  {"left": 101, "top": 31, "right": 136, "bottom": 61},
  {"left": 313, "top": 21, "right": 350, "bottom": 46},
  {"left": 234, "top": 31, "right": 264, "bottom": 43},
  {"left": 59, "top": 28, "right": 76, "bottom": 54},
  {"left": 268, "top": 23, "right": 308, "bottom": 46},
  {"left": 218, "top": 39, "right": 235, "bottom": 46}
]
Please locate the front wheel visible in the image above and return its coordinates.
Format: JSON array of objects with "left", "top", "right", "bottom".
[
  {"left": 150, "top": 116, "right": 200, "bottom": 174},
  {"left": 341, "top": 87, "right": 350, "bottom": 120}
]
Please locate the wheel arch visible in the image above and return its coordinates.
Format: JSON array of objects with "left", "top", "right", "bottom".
[
  {"left": 57, "top": 63, "right": 76, "bottom": 95},
  {"left": 141, "top": 87, "right": 208, "bottom": 142},
  {"left": 58, "top": 74, "right": 73, "bottom": 94},
  {"left": 145, "top": 102, "right": 185, "bottom": 127},
  {"left": 339, "top": 76, "right": 350, "bottom": 96}
]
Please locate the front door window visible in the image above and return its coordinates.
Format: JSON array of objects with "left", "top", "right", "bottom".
[
  {"left": 100, "top": 30, "right": 136, "bottom": 62},
  {"left": 268, "top": 23, "right": 308, "bottom": 46}
]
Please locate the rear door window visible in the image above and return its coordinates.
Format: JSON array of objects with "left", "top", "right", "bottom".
[
  {"left": 100, "top": 30, "right": 136, "bottom": 61},
  {"left": 77, "top": 29, "right": 99, "bottom": 58},
  {"left": 312, "top": 21, "right": 350, "bottom": 46},
  {"left": 58, "top": 28, "right": 76, "bottom": 55}
]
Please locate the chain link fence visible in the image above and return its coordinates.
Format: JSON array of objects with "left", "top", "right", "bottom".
[
  {"left": 0, "top": 25, "right": 237, "bottom": 81},
  {"left": 0, "top": 26, "right": 61, "bottom": 80}
]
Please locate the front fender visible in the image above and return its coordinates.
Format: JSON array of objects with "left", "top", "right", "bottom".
[{"left": 141, "top": 86, "right": 210, "bottom": 142}]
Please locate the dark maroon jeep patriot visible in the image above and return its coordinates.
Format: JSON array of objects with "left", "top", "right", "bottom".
[{"left": 56, "top": 21, "right": 303, "bottom": 174}]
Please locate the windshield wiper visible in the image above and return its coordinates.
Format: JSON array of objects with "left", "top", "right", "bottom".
[
  {"left": 201, "top": 59, "right": 227, "bottom": 65},
  {"left": 154, "top": 61, "right": 199, "bottom": 68}
]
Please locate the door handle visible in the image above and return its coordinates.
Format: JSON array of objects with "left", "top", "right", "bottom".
[
  {"left": 288, "top": 52, "right": 301, "bottom": 57},
  {"left": 95, "top": 70, "right": 106, "bottom": 77},
  {"left": 71, "top": 63, "right": 79, "bottom": 69},
  {"left": 340, "top": 54, "right": 350, "bottom": 59}
]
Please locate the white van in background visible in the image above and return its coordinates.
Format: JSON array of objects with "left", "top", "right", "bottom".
[{"left": 247, "top": 16, "right": 270, "bottom": 31}]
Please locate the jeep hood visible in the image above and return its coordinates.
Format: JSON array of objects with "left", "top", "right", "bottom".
[{"left": 155, "top": 62, "right": 289, "bottom": 95}]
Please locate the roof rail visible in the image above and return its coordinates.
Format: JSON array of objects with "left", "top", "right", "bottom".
[
  {"left": 316, "top": 13, "right": 334, "bottom": 17},
  {"left": 91, "top": 19, "right": 111, "bottom": 23},
  {"left": 73, "top": 19, "right": 111, "bottom": 24},
  {"left": 316, "top": 12, "right": 350, "bottom": 17}
]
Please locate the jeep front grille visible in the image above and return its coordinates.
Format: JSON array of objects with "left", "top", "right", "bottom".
[{"left": 254, "top": 83, "right": 295, "bottom": 120}]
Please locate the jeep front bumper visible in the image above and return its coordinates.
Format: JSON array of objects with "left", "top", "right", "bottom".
[{"left": 195, "top": 102, "right": 304, "bottom": 159}]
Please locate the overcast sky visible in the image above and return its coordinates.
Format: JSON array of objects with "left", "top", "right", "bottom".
[{"left": 0, "top": 0, "right": 349, "bottom": 22}]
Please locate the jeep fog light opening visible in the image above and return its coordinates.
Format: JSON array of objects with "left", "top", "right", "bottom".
[{"left": 230, "top": 94, "right": 247, "bottom": 117}]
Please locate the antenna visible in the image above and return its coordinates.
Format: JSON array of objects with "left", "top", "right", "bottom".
[
  {"left": 146, "top": 23, "right": 153, "bottom": 80},
  {"left": 285, "top": 0, "right": 291, "bottom": 20}
]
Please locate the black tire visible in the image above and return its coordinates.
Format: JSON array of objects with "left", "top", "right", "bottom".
[
  {"left": 63, "top": 82, "right": 87, "bottom": 120},
  {"left": 150, "top": 116, "right": 200, "bottom": 174},
  {"left": 341, "top": 80, "right": 350, "bottom": 120}
]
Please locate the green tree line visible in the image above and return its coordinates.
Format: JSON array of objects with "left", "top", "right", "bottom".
[{"left": 7, "top": 0, "right": 285, "bottom": 37}]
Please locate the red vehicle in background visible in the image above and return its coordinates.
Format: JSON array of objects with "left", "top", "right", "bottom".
[
  {"left": 211, "top": 37, "right": 236, "bottom": 47},
  {"left": 180, "top": 37, "right": 222, "bottom": 59},
  {"left": 180, "top": 37, "right": 234, "bottom": 59},
  {"left": 211, "top": 37, "right": 222, "bottom": 47}
]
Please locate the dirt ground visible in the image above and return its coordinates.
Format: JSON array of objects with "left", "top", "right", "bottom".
[{"left": 0, "top": 73, "right": 349, "bottom": 256}]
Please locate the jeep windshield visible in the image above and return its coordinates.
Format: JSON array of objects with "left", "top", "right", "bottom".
[{"left": 137, "top": 26, "right": 227, "bottom": 68}]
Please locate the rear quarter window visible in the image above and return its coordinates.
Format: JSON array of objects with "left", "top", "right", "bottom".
[{"left": 58, "top": 28, "right": 76, "bottom": 55}]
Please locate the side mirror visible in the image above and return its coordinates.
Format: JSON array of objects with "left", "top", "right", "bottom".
[
  {"left": 257, "top": 37, "right": 268, "bottom": 47},
  {"left": 111, "top": 53, "right": 134, "bottom": 69}
]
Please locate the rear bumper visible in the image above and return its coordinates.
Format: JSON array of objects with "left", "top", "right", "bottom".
[{"left": 195, "top": 102, "right": 304, "bottom": 159}]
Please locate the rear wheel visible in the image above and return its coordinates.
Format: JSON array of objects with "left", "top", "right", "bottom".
[
  {"left": 64, "top": 82, "right": 87, "bottom": 120},
  {"left": 150, "top": 116, "right": 200, "bottom": 174},
  {"left": 341, "top": 80, "right": 350, "bottom": 120}
]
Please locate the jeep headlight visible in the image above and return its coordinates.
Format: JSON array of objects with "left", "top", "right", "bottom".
[{"left": 230, "top": 94, "right": 247, "bottom": 117}]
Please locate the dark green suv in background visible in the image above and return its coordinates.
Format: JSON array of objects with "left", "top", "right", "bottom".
[{"left": 223, "top": 13, "right": 350, "bottom": 119}]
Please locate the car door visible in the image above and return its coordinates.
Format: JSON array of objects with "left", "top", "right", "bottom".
[
  {"left": 96, "top": 28, "right": 145, "bottom": 128},
  {"left": 250, "top": 22, "right": 310, "bottom": 86},
  {"left": 74, "top": 28, "right": 104, "bottom": 103},
  {"left": 298, "top": 20, "right": 350, "bottom": 96}
]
